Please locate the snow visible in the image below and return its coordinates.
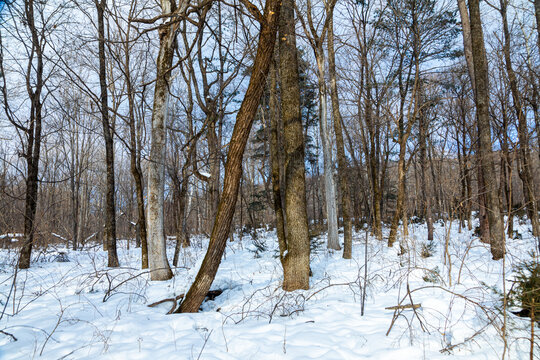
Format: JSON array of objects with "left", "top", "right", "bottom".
[
  {"left": 0, "top": 219, "right": 537, "bottom": 359},
  {"left": 198, "top": 171, "right": 211, "bottom": 179},
  {"left": 0, "top": 234, "right": 23, "bottom": 240}
]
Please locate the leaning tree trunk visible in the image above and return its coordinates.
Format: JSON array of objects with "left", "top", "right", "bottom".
[
  {"left": 468, "top": 0, "right": 505, "bottom": 259},
  {"left": 279, "top": 0, "right": 311, "bottom": 290},
  {"left": 147, "top": 0, "right": 185, "bottom": 281},
  {"left": 328, "top": 17, "right": 352, "bottom": 258},
  {"left": 178, "top": 0, "right": 281, "bottom": 312}
]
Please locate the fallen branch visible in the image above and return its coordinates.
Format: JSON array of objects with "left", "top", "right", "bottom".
[
  {"left": 148, "top": 294, "right": 184, "bottom": 314},
  {"left": 385, "top": 303, "right": 421, "bottom": 311},
  {"left": 149, "top": 290, "right": 224, "bottom": 314},
  {"left": 0, "top": 329, "right": 17, "bottom": 342}
]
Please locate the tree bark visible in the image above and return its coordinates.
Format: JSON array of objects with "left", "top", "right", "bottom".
[
  {"left": 269, "top": 58, "right": 287, "bottom": 259},
  {"left": 279, "top": 0, "right": 311, "bottom": 290},
  {"left": 499, "top": 0, "right": 539, "bottom": 237},
  {"left": 122, "top": 25, "right": 148, "bottom": 268},
  {"left": 179, "top": 0, "right": 281, "bottom": 311},
  {"left": 418, "top": 81, "right": 433, "bottom": 240},
  {"left": 18, "top": 0, "right": 44, "bottom": 269},
  {"left": 96, "top": 0, "right": 119, "bottom": 267},
  {"left": 328, "top": 17, "right": 352, "bottom": 258},
  {"left": 315, "top": 50, "right": 340, "bottom": 250},
  {"left": 147, "top": 0, "right": 184, "bottom": 281},
  {"left": 468, "top": 0, "right": 505, "bottom": 259},
  {"left": 456, "top": 0, "right": 475, "bottom": 90}
]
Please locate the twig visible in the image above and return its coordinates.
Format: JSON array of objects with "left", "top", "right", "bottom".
[
  {"left": 0, "top": 329, "right": 17, "bottom": 341},
  {"left": 385, "top": 303, "right": 421, "bottom": 311}
]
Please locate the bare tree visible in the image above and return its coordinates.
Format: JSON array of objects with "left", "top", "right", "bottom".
[
  {"left": 467, "top": 0, "right": 505, "bottom": 259},
  {"left": 278, "top": 0, "right": 311, "bottom": 290},
  {"left": 1, "top": 0, "right": 47, "bottom": 269},
  {"left": 95, "top": 0, "right": 119, "bottom": 267},
  {"left": 146, "top": 0, "right": 191, "bottom": 281}
]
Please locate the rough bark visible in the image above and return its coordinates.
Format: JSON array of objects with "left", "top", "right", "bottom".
[
  {"left": 328, "top": 17, "right": 352, "bottom": 258},
  {"left": 279, "top": 0, "right": 311, "bottom": 290},
  {"left": 468, "top": 0, "right": 505, "bottom": 259},
  {"left": 269, "top": 59, "right": 287, "bottom": 259},
  {"left": 315, "top": 50, "right": 340, "bottom": 250},
  {"left": 179, "top": 0, "right": 281, "bottom": 311},
  {"left": 456, "top": 0, "right": 475, "bottom": 90}
]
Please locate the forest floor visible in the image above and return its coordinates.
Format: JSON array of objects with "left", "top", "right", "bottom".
[{"left": 0, "top": 218, "right": 537, "bottom": 359}]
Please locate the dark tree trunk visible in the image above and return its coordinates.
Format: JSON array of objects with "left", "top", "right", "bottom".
[
  {"left": 418, "top": 81, "right": 433, "bottom": 241},
  {"left": 468, "top": 0, "right": 505, "bottom": 259},
  {"left": 96, "top": 0, "right": 119, "bottom": 267},
  {"left": 18, "top": 0, "right": 44, "bottom": 269},
  {"left": 269, "top": 58, "right": 287, "bottom": 259}
]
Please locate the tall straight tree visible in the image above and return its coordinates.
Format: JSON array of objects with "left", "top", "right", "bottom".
[
  {"left": 467, "top": 0, "right": 505, "bottom": 259},
  {"left": 95, "top": 0, "right": 119, "bottom": 267},
  {"left": 269, "top": 58, "right": 287, "bottom": 260},
  {"left": 328, "top": 16, "right": 352, "bottom": 258},
  {"left": 279, "top": 0, "right": 311, "bottom": 289},
  {"left": 179, "top": 0, "right": 281, "bottom": 312},
  {"left": 147, "top": 0, "right": 189, "bottom": 280},
  {"left": 108, "top": 2, "right": 149, "bottom": 268},
  {"left": 297, "top": 0, "right": 340, "bottom": 250},
  {"left": 498, "top": 0, "right": 540, "bottom": 238},
  {"left": 457, "top": 0, "right": 491, "bottom": 243},
  {"left": 8, "top": 0, "right": 45, "bottom": 269}
]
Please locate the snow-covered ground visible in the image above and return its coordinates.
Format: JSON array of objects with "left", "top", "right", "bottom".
[{"left": 0, "top": 219, "right": 537, "bottom": 359}]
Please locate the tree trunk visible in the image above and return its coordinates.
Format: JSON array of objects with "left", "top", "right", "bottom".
[
  {"left": 147, "top": 0, "right": 184, "bottom": 281},
  {"left": 328, "top": 17, "right": 352, "bottom": 258},
  {"left": 315, "top": 49, "right": 340, "bottom": 250},
  {"left": 418, "top": 81, "right": 433, "bottom": 240},
  {"left": 279, "top": 0, "right": 311, "bottom": 290},
  {"left": 269, "top": 58, "right": 287, "bottom": 259},
  {"left": 468, "top": 0, "right": 505, "bottom": 259},
  {"left": 123, "top": 27, "right": 148, "bottom": 268},
  {"left": 456, "top": 0, "right": 475, "bottom": 90},
  {"left": 96, "top": 0, "right": 119, "bottom": 267},
  {"left": 18, "top": 0, "right": 44, "bottom": 269},
  {"left": 535, "top": 0, "right": 540, "bottom": 51},
  {"left": 207, "top": 116, "right": 221, "bottom": 233},
  {"left": 499, "top": 0, "right": 540, "bottom": 237},
  {"left": 178, "top": 0, "right": 281, "bottom": 312}
]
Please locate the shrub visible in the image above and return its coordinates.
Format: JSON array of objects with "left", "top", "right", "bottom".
[{"left": 509, "top": 258, "right": 540, "bottom": 321}]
